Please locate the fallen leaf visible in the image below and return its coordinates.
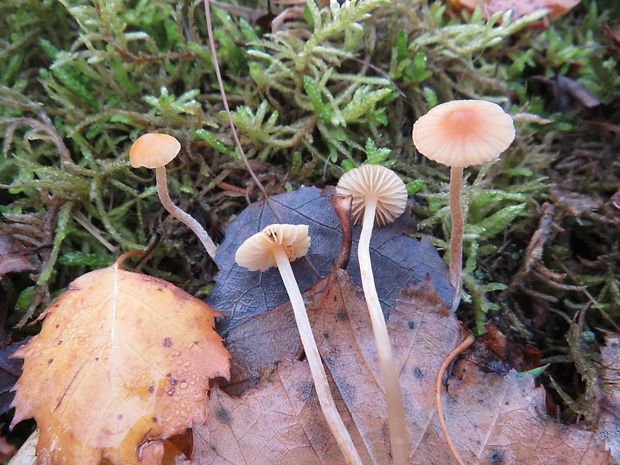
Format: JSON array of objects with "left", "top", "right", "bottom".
[
  {"left": 11, "top": 252, "right": 231, "bottom": 465},
  {"left": 194, "top": 360, "right": 368, "bottom": 465},
  {"left": 550, "top": 185, "right": 602, "bottom": 216},
  {"left": 0, "top": 339, "right": 28, "bottom": 415},
  {"left": 597, "top": 334, "right": 620, "bottom": 461},
  {"left": 445, "top": 358, "right": 609, "bottom": 464},
  {"left": 0, "top": 234, "right": 35, "bottom": 278},
  {"left": 477, "top": 320, "right": 543, "bottom": 374},
  {"left": 603, "top": 25, "right": 620, "bottom": 53},
  {"left": 210, "top": 187, "right": 452, "bottom": 334},
  {"left": 451, "top": 0, "right": 581, "bottom": 21},
  {"left": 195, "top": 270, "right": 609, "bottom": 463},
  {"left": 552, "top": 75, "right": 602, "bottom": 110}
]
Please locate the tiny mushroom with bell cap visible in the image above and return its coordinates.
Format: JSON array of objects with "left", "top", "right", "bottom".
[
  {"left": 235, "top": 224, "right": 363, "bottom": 465},
  {"left": 336, "top": 164, "right": 410, "bottom": 465},
  {"left": 412, "top": 100, "right": 515, "bottom": 311},
  {"left": 130, "top": 133, "right": 217, "bottom": 261}
]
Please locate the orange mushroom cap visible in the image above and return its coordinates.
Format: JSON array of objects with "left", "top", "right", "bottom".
[
  {"left": 412, "top": 100, "right": 515, "bottom": 168},
  {"left": 129, "top": 133, "right": 181, "bottom": 169},
  {"left": 336, "top": 164, "right": 408, "bottom": 227},
  {"left": 235, "top": 224, "right": 311, "bottom": 272}
]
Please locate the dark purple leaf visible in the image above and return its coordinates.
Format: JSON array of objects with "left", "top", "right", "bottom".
[{"left": 209, "top": 187, "right": 452, "bottom": 334}]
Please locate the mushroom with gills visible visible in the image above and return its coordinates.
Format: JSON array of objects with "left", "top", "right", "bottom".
[
  {"left": 336, "top": 164, "right": 409, "bottom": 465},
  {"left": 129, "top": 133, "right": 217, "bottom": 260},
  {"left": 235, "top": 224, "right": 363, "bottom": 465},
  {"left": 412, "top": 100, "right": 515, "bottom": 311}
]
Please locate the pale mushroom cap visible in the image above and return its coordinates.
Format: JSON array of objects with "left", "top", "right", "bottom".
[
  {"left": 412, "top": 100, "right": 515, "bottom": 168},
  {"left": 129, "top": 133, "right": 181, "bottom": 169},
  {"left": 336, "top": 164, "right": 408, "bottom": 227},
  {"left": 235, "top": 224, "right": 311, "bottom": 272}
]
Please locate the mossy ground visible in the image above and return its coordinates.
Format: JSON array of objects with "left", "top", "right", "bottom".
[{"left": 1, "top": 0, "right": 619, "bottom": 450}]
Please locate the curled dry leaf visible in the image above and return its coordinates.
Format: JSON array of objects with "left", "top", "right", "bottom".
[
  {"left": 195, "top": 269, "right": 609, "bottom": 464},
  {"left": 0, "top": 340, "right": 28, "bottom": 415},
  {"left": 11, "top": 252, "right": 231, "bottom": 465},
  {"left": 0, "top": 234, "right": 35, "bottom": 278}
]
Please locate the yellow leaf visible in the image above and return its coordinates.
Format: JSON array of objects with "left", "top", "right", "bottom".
[{"left": 11, "top": 252, "right": 230, "bottom": 465}]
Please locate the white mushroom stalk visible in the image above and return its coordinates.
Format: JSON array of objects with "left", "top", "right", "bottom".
[
  {"left": 154, "top": 167, "right": 217, "bottom": 259},
  {"left": 337, "top": 164, "right": 409, "bottom": 465},
  {"left": 235, "top": 224, "right": 363, "bottom": 465},
  {"left": 130, "top": 133, "right": 217, "bottom": 261}
]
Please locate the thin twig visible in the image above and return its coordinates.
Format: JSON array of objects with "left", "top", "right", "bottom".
[
  {"left": 203, "top": 0, "right": 281, "bottom": 222},
  {"left": 74, "top": 212, "right": 120, "bottom": 254}
]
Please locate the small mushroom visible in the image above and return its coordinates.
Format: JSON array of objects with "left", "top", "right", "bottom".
[
  {"left": 336, "top": 164, "right": 409, "bottom": 465},
  {"left": 130, "top": 133, "right": 217, "bottom": 260},
  {"left": 412, "top": 100, "right": 515, "bottom": 310},
  {"left": 235, "top": 224, "right": 363, "bottom": 465}
]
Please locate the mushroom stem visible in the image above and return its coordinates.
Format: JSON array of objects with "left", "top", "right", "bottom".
[
  {"left": 273, "top": 249, "right": 363, "bottom": 465},
  {"left": 155, "top": 167, "right": 217, "bottom": 261},
  {"left": 448, "top": 166, "right": 464, "bottom": 312},
  {"left": 358, "top": 200, "right": 409, "bottom": 465}
]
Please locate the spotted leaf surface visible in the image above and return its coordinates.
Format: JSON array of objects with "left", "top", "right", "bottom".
[{"left": 11, "top": 254, "right": 231, "bottom": 465}]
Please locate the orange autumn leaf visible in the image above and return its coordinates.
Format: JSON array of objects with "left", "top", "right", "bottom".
[{"left": 11, "top": 252, "right": 231, "bottom": 465}]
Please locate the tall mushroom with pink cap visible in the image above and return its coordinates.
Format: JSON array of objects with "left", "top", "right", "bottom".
[
  {"left": 412, "top": 100, "right": 515, "bottom": 311},
  {"left": 235, "top": 224, "right": 363, "bottom": 465}
]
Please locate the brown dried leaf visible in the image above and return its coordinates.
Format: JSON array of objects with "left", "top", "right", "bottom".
[
  {"left": 11, "top": 254, "right": 231, "bottom": 465},
  {"left": 0, "top": 234, "right": 35, "bottom": 278},
  {"left": 195, "top": 361, "right": 368, "bottom": 465},
  {"left": 0, "top": 340, "right": 28, "bottom": 415},
  {"left": 195, "top": 270, "right": 608, "bottom": 464},
  {"left": 446, "top": 359, "right": 609, "bottom": 464},
  {"left": 550, "top": 185, "right": 603, "bottom": 216}
]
